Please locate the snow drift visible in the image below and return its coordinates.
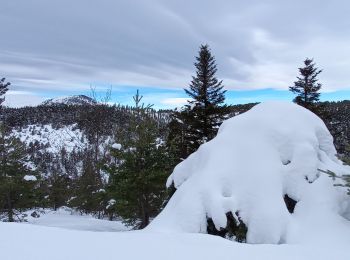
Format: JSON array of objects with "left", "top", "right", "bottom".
[{"left": 148, "top": 101, "right": 350, "bottom": 244}]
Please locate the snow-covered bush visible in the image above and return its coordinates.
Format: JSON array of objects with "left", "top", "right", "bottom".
[{"left": 148, "top": 102, "right": 350, "bottom": 244}]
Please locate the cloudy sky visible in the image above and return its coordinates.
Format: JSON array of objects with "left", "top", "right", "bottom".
[{"left": 1, "top": 0, "right": 350, "bottom": 108}]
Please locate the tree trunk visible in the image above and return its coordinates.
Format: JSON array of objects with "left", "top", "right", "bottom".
[
  {"left": 6, "top": 193, "right": 14, "bottom": 222},
  {"left": 139, "top": 196, "right": 150, "bottom": 229}
]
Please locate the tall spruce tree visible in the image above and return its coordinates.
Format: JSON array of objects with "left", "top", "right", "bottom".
[
  {"left": 289, "top": 58, "right": 322, "bottom": 111},
  {"left": 167, "top": 44, "right": 228, "bottom": 160}
]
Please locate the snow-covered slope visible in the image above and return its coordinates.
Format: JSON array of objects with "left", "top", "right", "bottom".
[
  {"left": 12, "top": 124, "right": 87, "bottom": 154},
  {"left": 148, "top": 101, "right": 350, "bottom": 244},
  {"left": 41, "top": 95, "right": 97, "bottom": 106}
]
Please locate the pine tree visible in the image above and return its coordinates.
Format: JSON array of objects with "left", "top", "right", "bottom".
[
  {"left": 0, "top": 124, "right": 39, "bottom": 222},
  {"left": 168, "top": 44, "right": 228, "bottom": 158},
  {"left": 0, "top": 78, "right": 10, "bottom": 107},
  {"left": 46, "top": 172, "right": 72, "bottom": 211},
  {"left": 289, "top": 58, "right": 322, "bottom": 111},
  {"left": 106, "top": 91, "right": 169, "bottom": 229}
]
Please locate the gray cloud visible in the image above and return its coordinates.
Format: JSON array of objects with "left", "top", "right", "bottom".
[{"left": 1, "top": 0, "right": 350, "bottom": 94}]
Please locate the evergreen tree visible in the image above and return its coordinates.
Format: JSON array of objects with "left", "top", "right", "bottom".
[
  {"left": 168, "top": 44, "right": 228, "bottom": 159},
  {"left": 46, "top": 172, "right": 72, "bottom": 211},
  {"left": 0, "top": 77, "right": 10, "bottom": 107},
  {"left": 289, "top": 58, "right": 322, "bottom": 111},
  {"left": 106, "top": 91, "right": 169, "bottom": 229},
  {"left": 0, "top": 124, "right": 39, "bottom": 222}
]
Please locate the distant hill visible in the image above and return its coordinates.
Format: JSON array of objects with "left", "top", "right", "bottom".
[{"left": 41, "top": 95, "right": 97, "bottom": 106}]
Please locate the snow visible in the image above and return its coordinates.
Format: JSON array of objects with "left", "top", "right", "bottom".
[
  {"left": 106, "top": 199, "right": 116, "bottom": 209},
  {"left": 112, "top": 143, "right": 122, "bottom": 150},
  {"left": 23, "top": 175, "right": 37, "bottom": 181},
  {"left": 24, "top": 207, "right": 128, "bottom": 232},
  {"left": 148, "top": 101, "right": 350, "bottom": 244},
  {"left": 1, "top": 221, "right": 349, "bottom": 260}
]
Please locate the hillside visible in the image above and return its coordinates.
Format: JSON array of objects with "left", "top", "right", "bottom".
[{"left": 2, "top": 100, "right": 350, "bottom": 180}]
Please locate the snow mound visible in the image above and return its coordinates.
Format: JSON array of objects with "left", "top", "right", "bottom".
[
  {"left": 112, "top": 143, "right": 122, "bottom": 150},
  {"left": 23, "top": 175, "right": 37, "bottom": 181},
  {"left": 148, "top": 101, "right": 350, "bottom": 244}
]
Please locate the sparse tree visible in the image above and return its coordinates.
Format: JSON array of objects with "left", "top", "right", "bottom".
[
  {"left": 289, "top": 58, "right": 322, "bottom": 112},
  {"left": 106, "top": 91, "right": 169, "bottom": 228}
]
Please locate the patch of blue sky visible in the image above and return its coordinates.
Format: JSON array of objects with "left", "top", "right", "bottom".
[{"left": 34, "top": 84, "right": 350, "bottom": 109}]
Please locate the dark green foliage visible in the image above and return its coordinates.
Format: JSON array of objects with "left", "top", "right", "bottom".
[
  {"left": 168, "top": 44, "right": 228, "bottom": 159},
  {"left": 68, "top": 152, "right": 105, "bottom": 217},
  {"left": 0, "top": 124, "right": 39, "bottom": 222},
  {"left": 166, "top": 109, "right": 192, "bottom": 162},
  {"left": 207, "top": 212, "right": 247, "bottom": 242},
  {"left": 46, "top": 174, "right": 72, "bottom": 211},
  {"left": 342, "top": 144, "right": 350, "bottom": 166},
  {"left": 289, "top": 58, "right": 322, "bottom": 112},
  {"left": 314, "top": 101, "right": 350, "bottom": 160},
  {"left": 0, "top": 78, "right": 10, "bottom": 107}
]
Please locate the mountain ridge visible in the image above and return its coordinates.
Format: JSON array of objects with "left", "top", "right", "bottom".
[{"left": 40, "top": 95, "right": 97, "bottom": 106}]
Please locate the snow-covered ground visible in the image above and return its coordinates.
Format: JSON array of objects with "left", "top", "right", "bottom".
[
  {"left": 24, "top": 207, "right": 128, "bottom": 232},
  {"left": 1, "top": 220, "right": 349, "bottom": 260}
]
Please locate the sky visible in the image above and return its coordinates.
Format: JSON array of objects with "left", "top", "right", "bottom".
[{"left": 1, "top": 0, "right": 350, "bottom": 108}]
